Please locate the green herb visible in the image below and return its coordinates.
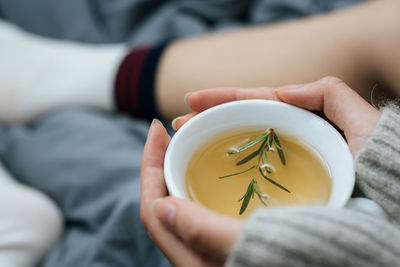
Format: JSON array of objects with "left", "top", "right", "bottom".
[
  {"left": 259, "top": 168, "right": 290, "bottom": 193},
  {"left": 218, "top": 165, "right": 255, "bottom": 179},
  {"left": 218, "top": 128, "right": 290, "bottom": 215}
]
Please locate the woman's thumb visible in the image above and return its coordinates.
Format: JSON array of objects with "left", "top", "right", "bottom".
[{"left": 152, "top": 197, "right": 242, "bottom": 258}]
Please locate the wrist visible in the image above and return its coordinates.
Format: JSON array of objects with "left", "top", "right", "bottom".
[{"left": 114, "top": 40, "right": 173, "bottom": 119}]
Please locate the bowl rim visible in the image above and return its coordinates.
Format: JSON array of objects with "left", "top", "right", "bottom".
[{"left": 164, "top": 99, "right": 355, "bottom": 208}]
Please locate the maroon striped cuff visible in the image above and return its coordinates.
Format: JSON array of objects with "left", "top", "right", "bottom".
[{"left": 114, "top": 41, "right": 172, "bottom": 119}]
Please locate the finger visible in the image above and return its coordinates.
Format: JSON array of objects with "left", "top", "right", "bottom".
[
  {"left": 153, "top": 197, "right": 243, "bottom": 261},
  {"left": 140, "top": 119, "right": 171, "bottom": 219},
  {"left": 174, "top": 87, "right": 278, "bottom": 130},
  {"left": 147, "top": 219, "right": 219, "bottom": 267},
  {"left": 171, "top": 113, "right": 197, "bottom": 131},
  {"left": 276, "top": 76, "right": 380, "bottom": 138},
  {"left": 186, "top": 87, "right": 278, "bottom": 113},
  {"left": 146, "top": 210, "right": 218, "bottom": 267},
  {"left": 141, "top": 121, "right": 218, "bottom": 267}
]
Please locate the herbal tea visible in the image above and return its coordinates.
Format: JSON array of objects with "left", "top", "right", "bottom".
[{"left": 185, "top": 127, "right": 331, "bottom": 218}]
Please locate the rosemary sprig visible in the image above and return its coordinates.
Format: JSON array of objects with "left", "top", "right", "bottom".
[{"left": 218, "top": 128, "right": 290, "bottom": 215}]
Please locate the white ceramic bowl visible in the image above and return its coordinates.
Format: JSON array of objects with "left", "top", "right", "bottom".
[{"left": 164, "top": 100, "right": 354, "bottom": 208}]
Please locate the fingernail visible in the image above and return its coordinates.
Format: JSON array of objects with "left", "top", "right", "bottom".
[
  {"left": 171, "top": 116, "right": 183, "bottom": 131},
  {"left": 151, "top": 118, "right": 162, "bottom": 126},
  {"left": 184, "top": 92, "right": 192, "bottom": 106},
  {"left": 153, "top": 199, "right": 177, "bottom": 228}
]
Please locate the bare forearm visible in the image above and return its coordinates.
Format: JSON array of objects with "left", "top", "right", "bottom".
[{"left": 156, "top": 0, "right": 399, "bottom": 119}]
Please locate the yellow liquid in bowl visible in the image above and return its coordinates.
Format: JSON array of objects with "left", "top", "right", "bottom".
[{"left": 186, "top": 128, "right": 331, "bottom": 218}]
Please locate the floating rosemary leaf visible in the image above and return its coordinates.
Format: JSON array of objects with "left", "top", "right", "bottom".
[
  {"left": 261, "top": 150, "right": 271, "bottom": 174},
  {"left": 236, "top": 148, "right": 260, "bottom": 166},
  {"left": 238, "top": 179, "right": 255, "bottom": 215},
  {"left": 268, "top": 131, "right": 274, "bottom": 148},
  {"left": 273, "top": 132, "right": 286, "bottom": 165},
  {"left": 236, "top": 138, "right": 268, "bottom": 166},
  {"left": 228, "top": 133, "right": 268, "bottom": 154},
  {"left": 259, "top": 168, "right": 290, "bottom": 193},
  {"left": 218, "top": 128, "right": 290, "bottom": 215},
  {"left": 218, "top": 165, "right": 255, "bottom": 179}
]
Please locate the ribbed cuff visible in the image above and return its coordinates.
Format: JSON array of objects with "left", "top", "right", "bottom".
[
  {"left": 114, "top": 40, "right": 172, "bottom": 119},
  {"left": 355, "top": 104, "right": 400, "bottom": 224},
  {"left": 225, "top": 207, "right": 400, "bottom": 267}
]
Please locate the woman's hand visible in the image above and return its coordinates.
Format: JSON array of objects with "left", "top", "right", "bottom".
[
  {"left": 140, "top": 120, "right": 243, "bottom": 267},
  {"left": 141, "top": 77, "right": 380, "bottom": 266},
  {"left": 173, "top": 76, "right": 381, "bottom": 156}
]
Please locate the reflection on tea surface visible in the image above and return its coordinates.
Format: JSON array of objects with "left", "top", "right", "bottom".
[{"left": 186, "top": 128, "right": 331, "bottom": 218}]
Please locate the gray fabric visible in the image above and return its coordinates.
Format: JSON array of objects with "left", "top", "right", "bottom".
[
  {"left": 226, "top": 106, "right": 400, "bottom": 267},
  {"left": 226, "top": 207, "right": 400, "bottom": 267},
  {"left": 0, "top": 110, "right": 170, "bottom": 267},
  {"left": 0, "top": 0, "right": 368, "bottom": 266},
  {"left": 0, "top": 0, "right": 366, "bottom": 45},
  {"left": 355, "top": 104, "right": 400, "bottom": 224}
]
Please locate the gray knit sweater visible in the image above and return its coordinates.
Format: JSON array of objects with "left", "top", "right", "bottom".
[{"left": 226, "top": 106, "right": 400, "bottom": 267}]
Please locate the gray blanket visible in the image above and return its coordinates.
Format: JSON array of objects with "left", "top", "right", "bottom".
[
  {"left": 0, "top": 110, "right": 169, "bottom": 267},
  {"left": 0, "top": 0, "right": 364, "bottom": 45},
  {"left": 0, "top": 0, "right": 365, "bottom": 266}
]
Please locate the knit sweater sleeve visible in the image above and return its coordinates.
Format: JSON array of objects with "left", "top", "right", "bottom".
[
  {"left": 355, "top": 105, "right": 400, "bottom": 224},
  {"left": 225, "top": 106, "right": 400, "bottom": 267}
]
